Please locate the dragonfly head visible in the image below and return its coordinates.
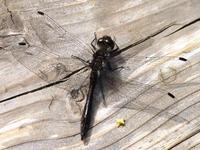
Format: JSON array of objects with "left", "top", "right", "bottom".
[{"left": 97, "top": 35, "right": 115, "bottom": 50}]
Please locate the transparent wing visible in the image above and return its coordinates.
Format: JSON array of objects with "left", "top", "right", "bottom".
[
  {"left": 107, "top": 46, "right": 200, "bottom": 105},
  {"left": 29, "top": 11, "right": 92, "bottom": 59},
  {"left": 110, "top": 46, "right": 200, "bottom": 87},
  {"left": 11, "top": 10, "right": 93, "bottom": 89},
  {"left": 89, "top": 68, "right": 199, "bottom": 126},
  {"left": 11, "top": 41, "right": 91, "bottom": 91}
]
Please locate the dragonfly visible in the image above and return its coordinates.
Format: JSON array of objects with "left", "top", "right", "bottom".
[{"left": 0, "top": 10, "right": 196, "bottom": 142}]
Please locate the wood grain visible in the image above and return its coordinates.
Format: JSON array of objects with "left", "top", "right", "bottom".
[{"left": 0, "top": 0, "right": 200, "bottom": 149}]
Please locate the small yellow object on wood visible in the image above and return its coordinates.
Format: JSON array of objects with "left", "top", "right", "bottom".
[{"left": 116, "top": 118, "right": 125, "bottom": 127}]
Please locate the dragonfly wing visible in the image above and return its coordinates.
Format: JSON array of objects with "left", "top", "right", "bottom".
[
  {"left": 11, "top": 41, "right": 92, "bottom": 122},
  {"left": 11, "top": 42, "right": 90, "bottom": 90},
  {"left": 110, "top": 47, "right": 200, "bottom": 89},
  {"left": 92, "top": 54, "right": 200, "bottom": 124},
  {"left": 9, "top": 11, "right": 95, "bottom": 124},
  {"left": 11, "top": 10, "right": 94, "bottom": 90},
  {"left": 29, "top": 11, "right": 92, "bottom": 60}
]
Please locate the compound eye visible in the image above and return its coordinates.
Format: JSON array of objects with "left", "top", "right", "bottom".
[
  {"left": 98, "top": 38, "right": 103, "bottom": 42},
  {"left": 105, "top": 39, "right": 109, "bottom": 43}
]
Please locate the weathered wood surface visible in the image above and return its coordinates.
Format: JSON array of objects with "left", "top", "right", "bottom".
[{"left": 0, "top": 0, "right": 200, "bottom": 149}]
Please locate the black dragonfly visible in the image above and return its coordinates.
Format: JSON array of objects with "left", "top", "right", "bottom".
[{"left": 1, "top": 11, "right": 192, "bottom": 142}]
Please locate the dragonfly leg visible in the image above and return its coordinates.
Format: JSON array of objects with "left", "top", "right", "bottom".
[
  {"left": 110, "top": 44, "right": 119, "bottom": 56},
  {"left": 114, "top": 38, "right": 119, "bottom": 50},
  {"left": 71, "top": 55, "right": 90, "bottom": 66},
  {"left": 106, "top": 60, "right": 124, "bottom": 72},
  {"left": 90, "top": 32, "right": 98, "bottom": 53},
  {"left": 111, "top": 66, "right": 124, "bottom": 72}
]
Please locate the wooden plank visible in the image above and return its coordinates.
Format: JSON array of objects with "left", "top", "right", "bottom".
[
  {"left": 0, "top": 0, "right": 200, "bottom": 149},
  {"left": 171, "top": 131, "right": 200, "bottom": 150}
]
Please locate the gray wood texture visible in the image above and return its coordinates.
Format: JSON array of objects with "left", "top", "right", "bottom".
[{"left": 0, "top": 0, "right": 200, "bottom": 149}]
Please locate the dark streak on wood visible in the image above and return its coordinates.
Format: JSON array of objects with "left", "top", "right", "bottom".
[
  {"left": 165, "top": 17, "right": 200, "bottom": 37},
  {"left": 169, "top": 128, "right": 200, "bottom": 149}
]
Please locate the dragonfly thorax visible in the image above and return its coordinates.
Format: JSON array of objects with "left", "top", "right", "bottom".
[{"left": 90, "top": 49, "right": 110, "bottom": 71}]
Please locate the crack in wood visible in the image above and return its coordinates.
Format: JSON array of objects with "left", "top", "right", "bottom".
[
  {"left": 3, "top": 0, "right": 15, "bottom": 25},
  {"left": 112, "top": 23, "right": 177, "bottom": 57},
  {"left": 169, "top": 128, "right": 200, "bottom": 149},
  {"left": 0, "top": 33, "right": 23, "bottom": 38},
  {"left": 0, "top": 66, "right": 87, "bottom": 103},
  {"left": 165, "top": 17, "right": 200, "bottom": 37}
]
